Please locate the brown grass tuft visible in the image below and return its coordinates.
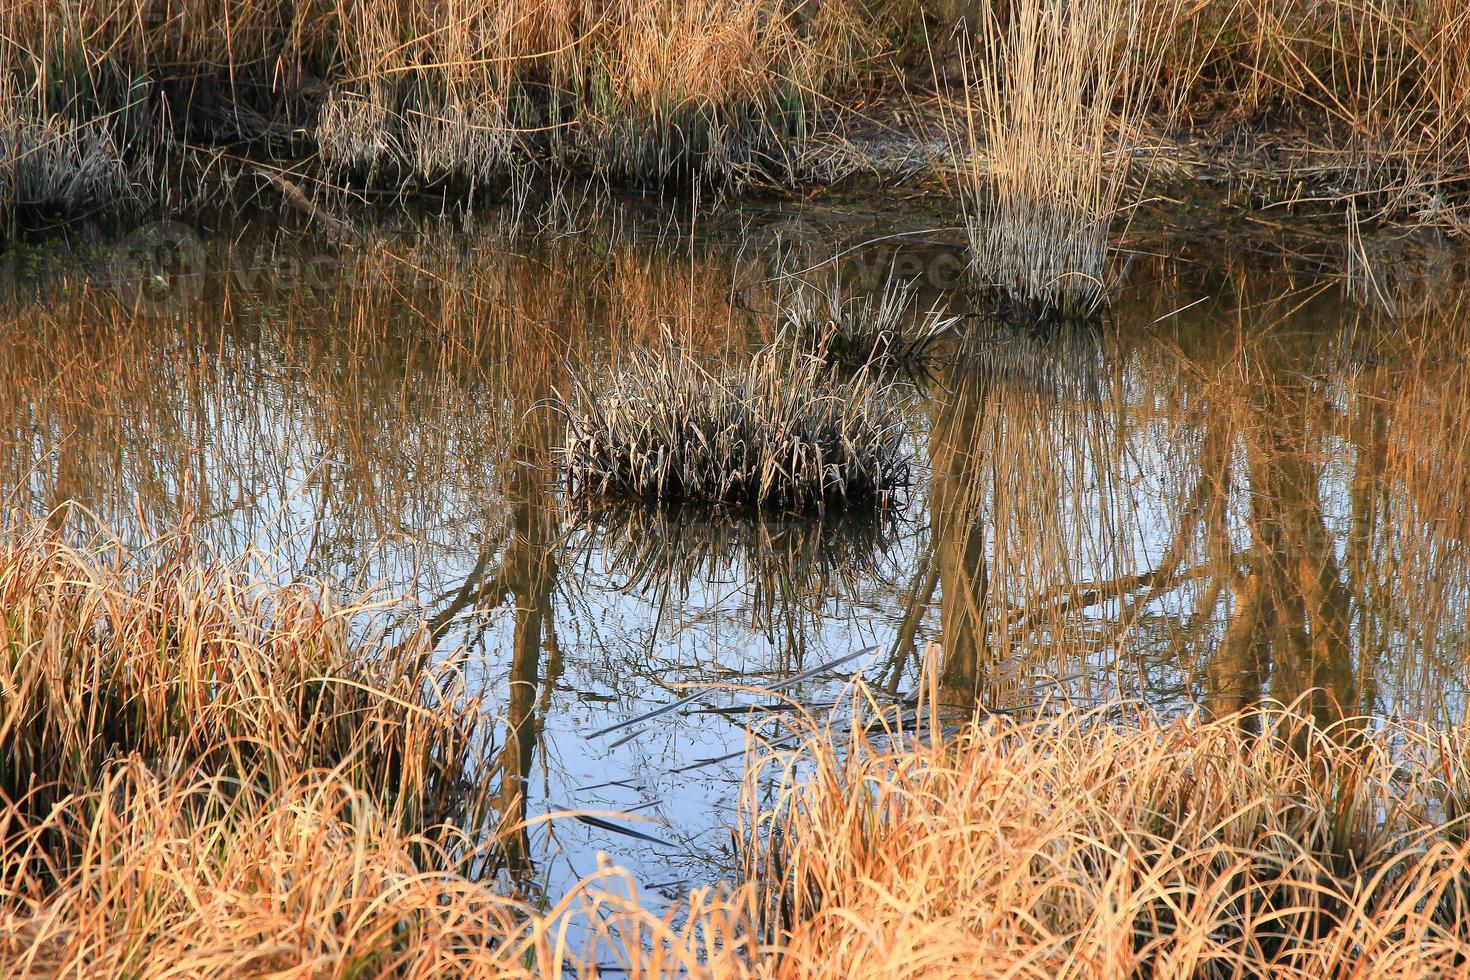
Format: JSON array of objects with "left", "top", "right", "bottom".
[
  {"left": 558, "top": 341, "right": 911, "bottom": 512},
  {"left": 747, "top": 659, "right": 1470, "bottom": 977}
]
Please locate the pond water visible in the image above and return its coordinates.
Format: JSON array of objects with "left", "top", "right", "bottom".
[{"left": 4, "top": 196, "right": 1469, "bottom": 899}]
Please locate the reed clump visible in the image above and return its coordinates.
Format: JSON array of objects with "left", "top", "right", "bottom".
[
  {"left": 960, "top": 0, "right": 1176, "bottom": 320},
  {"left": 0, "top": 519, "right": 488, "bottom": 831},
  {"left": 0, "top": 518, "right": 759, "bottom": 975},
  {"left": 780, "top": 274, "right": 959, "bottom": 371},
  {"left": 747, "top": 673, "right": 1470, "bottom": 977},
  {"left": 558, "top": 342, "right": 911, "bottom": 511}
]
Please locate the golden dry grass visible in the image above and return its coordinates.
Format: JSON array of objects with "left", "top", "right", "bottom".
[
  {"left": 959, "top": 0, "right": 1178, "bottom": 318},
  {"left": 4, "top": 0, "right": 1467, "bottom": 232},
  {"left": 0, "top": 0, "right": 881, "bottom": 218},
  {"left": 949, "top": 0, "right": 1469, "bottom": 315},
  {"left": 747, "top": 669, "right": 1470, "bottom": 977},
  {"left": 6, "top": 532, "right": 1470, "bottom": 979},
  {"left": 0, "top": 517, "right": 762, "bottom": 976}
]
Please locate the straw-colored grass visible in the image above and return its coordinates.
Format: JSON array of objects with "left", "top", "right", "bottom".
[
  {"left": 747, "top": 667, "right": 1470, "bottom": 977},
  {"left": 0, "top": 762, "right": 760, "bottom": 976},
  {"left": 558, "top": 341, "right": 911, "bottom": 511},
  {"left": 0, "top": 517, "right": 488, "bottom": 831},
  {"left": 4, "top": 0, "right": 1466, "bottom": 231},
  {"left": 0, "top": 518, "right": 760, "bottom": 975},
  {"left": 958, "top": 0, "right": 1178, "bottom": 319},
  {"left": 0, "top": 0, "right": 881, "bottom": 220},
  {"left": 4, "top": 523, "right": 1470, "bottom": 976}
]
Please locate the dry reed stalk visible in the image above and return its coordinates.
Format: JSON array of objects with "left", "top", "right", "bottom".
[{"left": 961, "top": 0, "right": 1179, "bottom": 319}]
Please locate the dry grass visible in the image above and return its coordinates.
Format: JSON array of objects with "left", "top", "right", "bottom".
[
  {"left": 1157, "top": 0, "right": 1470, "bottom": 217},
  {"left": 0, "top": 516, "right": 489, "bottom": 833},
  {"left": 958, "top": 0, "right": 1178, "bottom": 319},
  {"left": 557, "top": 341, "right": 911, "bottom": 512},
  {"left": 0, "top": 517, "right": 761, "bottom": 976},
  {"left": 746, "top": 662, "right": 1470, "bottom": 977},
  {"left": 947, "top": 0, "right": 1469, "bottom": 316},
  {"left": 2, "top": 0, "right": 1464, "bottom": 231},
  {"left": 4, "top": 520, "right": 1470, "bottom": 975},
  {"left": 0, "top": 0, "right": 882, "bottom": 219},
  {"left": 779, "top": 272, "right": 959, "bottom": 371},
  {"left": 1, "top": 763, "right": 761, "bottom": 976}
]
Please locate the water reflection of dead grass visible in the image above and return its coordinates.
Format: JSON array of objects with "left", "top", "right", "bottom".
[
  {"left": 919, "top": 269, "right": 1470, "bottom": 724},
  {"left": 567, "top": 499, "right": 906, "bottom": 630},
  {"left": 0, "top": 221, "right": 752, "bottom": 551}
]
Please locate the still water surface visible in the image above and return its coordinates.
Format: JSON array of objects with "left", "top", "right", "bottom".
[{"left": 4, "top": 200, "right": 1468, "bottom": 896}]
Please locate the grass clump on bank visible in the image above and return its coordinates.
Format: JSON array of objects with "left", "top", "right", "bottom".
[
  {"left": 749, "top": 675, "right": 1470, "bottom": 976},
  {"left": 0, "top": 518, "right": 754, "bottom": 975},
  {"left": 0, "top": 0, "right": 886, "bottom": 224},
  {"left": 959, "top": 0, "right": 1176, "bottom": 320},
  {"left": 558, "top": 342, "right": 910, "bottom": 512},
  {"left": 0, "top": 518, "right": 487, "bottom": 833}
]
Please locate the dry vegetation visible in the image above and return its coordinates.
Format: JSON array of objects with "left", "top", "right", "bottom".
[
  {"left": 4, "top": 525, "right": 1470, "bottom": 977},
  {"left": 0, "top": 0, "right": 887, "bottom": 221},
  {"left": 558, "top": 341, "right": 911, "bottom": 511},
  {"left": 0, "top": 520, "right": 759, "bottom": 975},
  {"left": 748, "top": 676, "right": 1470, "bottom": 977},
  {"left": 959, "top": 0, "right": 1177, "bottom": 318},
  {"left": 2, "top": 0, "right": 1465, "bottom": 248},
  {"left": 955, "top": 0, "right": 1469, "bottom": 315}
]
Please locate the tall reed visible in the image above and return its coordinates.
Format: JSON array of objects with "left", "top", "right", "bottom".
[{"left": 961, "top": 0, "right": 1177, "bottom": 319}]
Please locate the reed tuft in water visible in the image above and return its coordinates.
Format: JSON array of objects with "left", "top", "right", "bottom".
[
  {"left": 558, "top": 342, "right": 910, "bottom": 512},
  {"left": 780, "top": 274, "right": 959, "bottom": 371}
]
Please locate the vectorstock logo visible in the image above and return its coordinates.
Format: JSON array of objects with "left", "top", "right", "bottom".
[
  {"left": 746, "top": 217, "right": 970, "bottom": 293},
  {"left": 98, "top": 221, "right": 373, "bottom": 317},
  {"left": 102, "top": 222, "right": 207, "bottom": 319}
]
